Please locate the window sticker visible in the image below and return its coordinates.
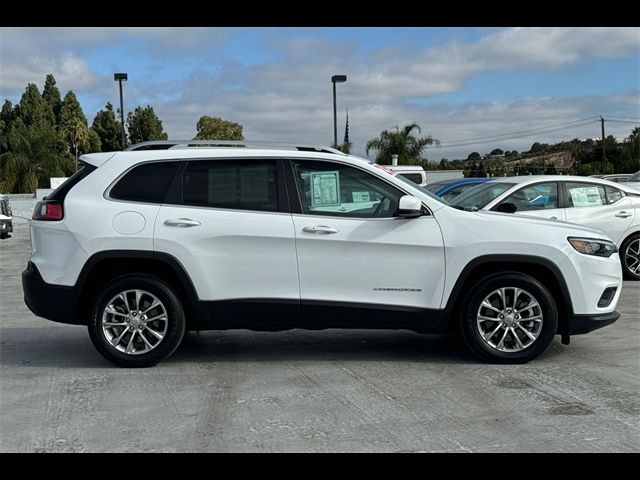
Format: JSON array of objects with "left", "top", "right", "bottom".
[
  {"left": 352, "top": 191, "right": 370, "bottom": 202},
  {"left": 570, "top": 187, "right": 603, "bottom": 207},
  {"left": 310, "top": 171, "right": 340, "bottom": 207}
]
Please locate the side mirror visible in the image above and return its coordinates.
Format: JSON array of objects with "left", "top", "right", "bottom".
[
  {"left": 494, "top": 202, "right": 517, "bottom": 214},
  {"left": 397, "top": 195, "right": 423, "bottom": 218}
]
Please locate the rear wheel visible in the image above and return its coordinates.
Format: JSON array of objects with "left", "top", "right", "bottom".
[
  {"left": 459, "top": 272, "right": 558, "bottom": 363},
  {"left": 620, "top": 234, "right": 640, "bottom": 281},
  {"left": 88, "top": 275, "right": 185, "bottom": 367}
]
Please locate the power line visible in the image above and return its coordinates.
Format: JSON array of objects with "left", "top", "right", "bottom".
[
  {"left": 438, "top": 116, "right": 599, "bottom": 146},
  {"left": 606, "top": 119, "right": 640, "bottom": 125},
  {"left": 436, "top": 119, "right": 596, "bottom": 149}
]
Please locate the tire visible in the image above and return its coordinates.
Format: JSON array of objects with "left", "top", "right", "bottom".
[
  {"left": 619, "top": 234, "right": 640, "bottom": 281},
  {"left": 87, "top": 275, "right": 186, "bottom": 367},
  {"left": 459, "top": 272, "right": 558, "bottom": 364}
]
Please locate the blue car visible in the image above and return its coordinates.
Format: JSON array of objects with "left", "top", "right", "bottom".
[{"left": 425, "top": 178, "right": 492, "bottom": 203}]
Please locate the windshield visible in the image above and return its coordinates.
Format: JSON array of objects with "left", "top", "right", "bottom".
[
  {"left": 394, "top": 175, "right": 447, "bottom": 204},
  {"left": 424, "top": 182, "right": 449, "bottom": 193},
  {"left": 450, "top": 182, "right": 515, "bottom": 210},
  {"left": 629, "top": 171, "right": 640, "bottom": 182}
]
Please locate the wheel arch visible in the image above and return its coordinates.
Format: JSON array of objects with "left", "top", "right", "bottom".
[
  {"left": 443, "top": 255, "right": 573, "bottom": 336},
  {"left": 74, "top": 250, "right": 206, "bottom": 328}
]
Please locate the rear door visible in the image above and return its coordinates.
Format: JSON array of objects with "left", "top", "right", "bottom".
[{"left": 154, "top": 158, "right": 299, "bottom": 313}]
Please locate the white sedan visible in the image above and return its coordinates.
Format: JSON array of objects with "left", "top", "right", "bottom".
[{"left": 451, "top": 175, "right": 640, "bottom": 280}]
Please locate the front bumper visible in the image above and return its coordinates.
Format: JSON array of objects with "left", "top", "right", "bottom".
[
  {"left": 22, "top": 262, "right": 80, "bottom": 325},
  {"left": 567, "top": 311, "right": 620, "bottom": 335}
]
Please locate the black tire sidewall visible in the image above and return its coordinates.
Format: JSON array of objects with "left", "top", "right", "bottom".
[
  {"left": 460, "top": 272, "right": 558, "bottom": 364},
  {"left": 620, "top": 234, "right": 640, "bottom": 281},
  {"left": 88, "top": 275, "right": 185, "bottom": 367}
]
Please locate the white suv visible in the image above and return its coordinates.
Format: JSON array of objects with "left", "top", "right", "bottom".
[{"left": 22, "top": 141, "right": 623, "bottom": 367}]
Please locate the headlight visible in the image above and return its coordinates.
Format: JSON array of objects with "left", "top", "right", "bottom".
[{"left": 568, "top": 237, "right": 617, "bottom": 257}]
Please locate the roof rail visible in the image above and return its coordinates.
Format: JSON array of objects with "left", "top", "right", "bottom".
[{"left": 124, "top": 140, "right": 347, "bottom": 155}]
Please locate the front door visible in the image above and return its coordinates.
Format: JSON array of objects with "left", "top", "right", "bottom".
[{"left": 288, "top": 159, "right": 445, "bottom": 326}]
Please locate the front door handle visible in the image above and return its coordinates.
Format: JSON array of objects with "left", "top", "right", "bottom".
[
  {"left": 550, "top": 216, "right": 558, "bottom": 220},
  {"left": 164, "top": 218, "right": 201, "bottom": 227},
  {"left": 615, "top": 211, "right": 632, "bottom": 218},
  {"left": 302, "top": 225, "right": 339, "bottom": 234}
]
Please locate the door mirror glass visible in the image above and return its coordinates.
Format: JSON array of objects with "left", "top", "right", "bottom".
[{"left": 397, "top": 195, "right": 422, "bottom": 218}]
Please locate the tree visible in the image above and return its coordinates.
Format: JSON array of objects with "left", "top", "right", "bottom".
[
  {"left": 0, "top": 100, "right": 15, "bottom": 153},
  {"left": 18, "top": 83, "right": 55, "bottom": 128},
  {"left": 530, "top": 142, "right": 543, "bottom": 153},
  {"left": 489, "top": 148, "right": 504, "bottom": 156},
  {"left": 0, "top": 120, "right": 74, "bottom": 193},
  {"left": 127, "top": 105, "right": 168, "bottom": 145},
  {"left": 87, "top": 128, "right": 102, "bottom": 153},
  {"left": 91, "top": 102, "right": 122, "bottom": 151},
  {"left": 365, "top": 123, "right": 438, "bottom": 165},
  {"left": 42, "top": 74, "right": 62, "bottom": 124},
  {"left": 194, "top": 115, "right": 244, "bottom": 140},
  {"left": 467, "top": 152, "right": 481, "bottom": 162}
]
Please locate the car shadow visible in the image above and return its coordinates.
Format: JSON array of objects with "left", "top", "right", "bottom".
[{"left": 0, "top": 326, "right": 480, "bottom": 368}]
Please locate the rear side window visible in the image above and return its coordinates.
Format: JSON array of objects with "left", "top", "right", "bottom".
[
  {"left": 605, "top": 186, "right": 623, "bottom": 204},
  {"left": 565, "top": 182, "right": 606, "bottom": 208},
  {"left": 110, "top": 161, "right": 178, "bottom": 204},
  {"left": 181, "top": 160, "right": 278, "bottom": 212}
]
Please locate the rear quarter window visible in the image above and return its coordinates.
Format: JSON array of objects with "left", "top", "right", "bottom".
[{"left": 110, "top": 161, "right": 179, "bottom": 204}]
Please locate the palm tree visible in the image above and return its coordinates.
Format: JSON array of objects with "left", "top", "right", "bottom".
[
  {"left": 64, "top": 119, "right": 89, "bottom": 172},
  {"left": 0, "top": 127, "right": 73, "bottom": 193},
  {"left": 569, "top": 138, "right": 584, "bottom": 171},
  {"left": 365, "top": 123, "right": 438, "bottom": 165}
]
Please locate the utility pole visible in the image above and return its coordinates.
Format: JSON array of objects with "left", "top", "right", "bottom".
[{"left": 600, "top": 116, "right": 607, "bottom": 169}]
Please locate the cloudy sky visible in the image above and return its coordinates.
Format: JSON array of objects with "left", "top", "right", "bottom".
[{"left": 1, "top": 27, "right": 639, "bottom": 159}]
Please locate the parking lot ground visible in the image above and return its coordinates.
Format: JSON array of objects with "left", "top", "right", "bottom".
[{"left": 1, "top": 223, "right": 638, "bottom": 452}]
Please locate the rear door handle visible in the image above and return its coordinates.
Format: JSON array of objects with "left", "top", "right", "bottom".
[
  {"left": 164, "top": 218, "right": 201, "bottom": 227},
  {"left": 550, "top": 216, "right": 558, "bottom": 220},
  {"left": 302, "top": 225, "right": 339, "bottom": 234},
  {"left": 615, "top": 211, "right": 632, "bottom": 218}
]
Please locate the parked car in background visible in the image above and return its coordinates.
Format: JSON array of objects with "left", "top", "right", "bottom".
[
  {"left": 384, "top": 165, "right": 427, "bottom": 186},
  {"left": 451, "top": 175, "right": 640, "bottom": 280},
  {"left": 425, "top": 178, "right": 491, "bottom": 203},
  {"left": 624, "top": 171, "right": 640, "bottom": 191},
  {"left": 22, "top": 141, "right": 622, "bottom": 367},
  {"left": 589, "top": 174, "right": 633, "bottom": 183},
  {"left": 0, "top": 194, "right": 12, "bottom": 240}
]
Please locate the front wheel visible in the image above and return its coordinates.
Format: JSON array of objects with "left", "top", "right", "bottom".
[
  {"left": 620, "top": 234, "right": 640, "bottom": 281},
  {"left": 87, "top": 275, "right": 186, "bottom": 367},
  {"left": 459, "top": 272, "right": 558, "bottom": 364}
]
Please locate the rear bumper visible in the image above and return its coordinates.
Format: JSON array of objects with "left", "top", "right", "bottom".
[
  {"left": 22, "top": 263, "right": 80, "bottom": 325},
  {"left": 567, "top": 311, "right": 620, "bottom": 335}
]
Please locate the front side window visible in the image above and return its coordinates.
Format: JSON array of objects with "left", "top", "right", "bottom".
[
  {"left": 182, "top": 159, "right": 278, "bottom": 212},
  {"left": 499, "top": 182, "right": 559, "bottom": 212},
  {"left": 565, "top": 182, "right": 606, "bottom": 208},
  {"left": 110, "top": 162, "right": 178, "bottom": 204},
  {"left": 452, "top": 182, "right": 515, "bottom": 210},
  {"left": 293, "top": 161, "right": 403, "bottom": 218},
  {"left": 441, "top": 183, "right": 484, "bottom": 203}
]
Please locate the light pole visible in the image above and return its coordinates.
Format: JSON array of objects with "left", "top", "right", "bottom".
[
  {"left": 331, "top": 75, "right": 347, "bottom": 147},
  {"left": 114, "top": 73, "right": 128, "bottom": 149}
]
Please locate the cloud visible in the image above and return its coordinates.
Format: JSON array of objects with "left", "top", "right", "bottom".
[{"left": 1, "top": 27, "right": 638, "bottom": 160}]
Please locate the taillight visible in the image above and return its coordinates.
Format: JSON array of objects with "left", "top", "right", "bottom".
[{"left": 33, "top": 201, "right": 64, "bottom": 221}]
